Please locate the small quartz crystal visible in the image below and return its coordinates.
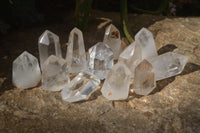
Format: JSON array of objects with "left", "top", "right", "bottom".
[
  {"left": 61, "top": 72, "right": 100, "bottom": 103},
  {"left": 135, "top": 28, "right": 158, "bottom": 59},
  {"left": 42, "top": 55, "right": 70, "bottom": 91},
  {"left": 38, "top": 30, "right": 62, "bottom": 69},
  {"left": 148, "top": 52, "right": 188, "bottom": 81},
  {"left": 133, "top": 59, "right": 156, "bottom": 95},
  {"left": 88, "top": 42, "right": 114, "bottom": 80},
  {"left": 101, "top": 62, "right": 131, "bottom": 100},
  {"left": 103, "top": 24, "right": 122, "bottom": 59},
  {"left": 12, "top": 51, "right": 41, "bottom": 89},
  {"left": 119, "top": 41, "right": 142, "bottom": 76},
  {"left": 66, "top": 27, "right": 87, "bottom": 73}
]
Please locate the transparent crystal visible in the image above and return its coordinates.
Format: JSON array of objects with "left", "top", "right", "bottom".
[
  {"left": 66, "top": 27, "right": 87, "bottom": 73},
  {"left": 61, "top": 72, "right": 100, "bottom": 103},
  {"left": 119, "top": 42, "right": 142, "bottom": 76},
  {"left": 42, "top": 55, "right": 70, "bottom": 91},
  {"left": 88, "top": 42, "right": 114, "bottom": 80},
  {"left": 101, "top": 62, "right": 131, "bottom": 100},
  {"left": 135, "top": 28, "right": 158, "bottom": 59},
  {"left": 38, "top": 30, "right": 62, "bottom": 69},
  {"left": 103, "top": 24, "right": 122, "bottom": 59},
  {"left": 12, "top": 51, "right": 41, "bottom": 89},
  {"left": 148, "top": 52, "right": 188, "bottom": 81},
  {"left": 133, "top": 59, "right": 156, "bottom": 95}
]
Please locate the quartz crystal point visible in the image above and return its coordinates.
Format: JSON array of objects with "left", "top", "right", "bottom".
[
  {"left": 103, "top": 24, "right": 122, "bottom": 59},
  {"left": 133, "top": 59, "right": 156, "bottom": 95},
  {"left": 135, "top": 28, "right": 158, "bottom": 59},
  {"left": 61, "top": 72, "right": 100, "bottom": 103},
  {"left": 66, "top": 27, "right": 87, "bottom": 73},
  {"left": 119, "top": 42, "right": 142, "bottom": 76},
  {"left": 148, "top": 52, "right": 188, "bottom": 81},
  {"left": 101, "top": 62, "right": 131, "bottom": 100},
  {"left": 12, "top": 51, "right": 41, "bottom": 89},
  {"left": 88, "top": 42, "right": 114, "bottom": 80},
  {"left": 38, "top": 30, "right": 62, "bottom": 69},
  {"left": 42, "top": 55, "right": 70, "bottom": 91}
]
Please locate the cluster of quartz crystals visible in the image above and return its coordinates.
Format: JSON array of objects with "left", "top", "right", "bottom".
[
  {"left": 12, "top": 24, "right": 187, "bottom": 102},
  {"left": 106, "top": 27, "right": 188, "bottom": 99}
]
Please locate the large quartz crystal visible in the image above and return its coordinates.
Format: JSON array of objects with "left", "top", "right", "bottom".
[
  {"left": 119, "top": 41, "right": 142, "bottom": 76},
  {"left": 148, "top": 52, "right": 188, "bottom": 81},
  {"left": 88, "top": 42, "right": 114, "bottom": 80},
  {"left": 133, "top": 59, "right": 156, "bottom": 95},
  {"left": 61, "top": 72, "right": 100, "bottom": 103},
  {"left": 66, "top": 27, "right": 87, "bottom": 73},
  {"left": 135, "top": 28, "right": 158, "bottom": 59},
  {"left": 12, "top": 51, "right": 41, "bottom": 89},
  {"left": 38, "top": 30, "right": 62, "bottom": 69},
  {"left": 101, "top": 62, "right": 131, "bottom": 100},
  {"left": 42, "top": 55, "right": 70, "bottom": 91},
  {"left": 103, "top": 24, "right": 122, "bottom": 59}
]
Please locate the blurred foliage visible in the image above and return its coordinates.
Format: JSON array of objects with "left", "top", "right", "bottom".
[
  {"left": 0, "top": 0, "right": 199, "bottom": 35},
  {"left": 75, "top": 0, "right": 92, "bottom": 31}
]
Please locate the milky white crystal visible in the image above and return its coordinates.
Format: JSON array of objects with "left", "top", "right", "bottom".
[
  {"left": 148, "top": 52, "right": 188, "bottom": 81},
  {"left": 119, "top": 41, "right": 142, "bottom": 76},
  {"left": 101, "top": 62, "right": 131, "bottom": 100},
  {"left": 12, "top": 51, "right": 41, "bottom": 89},
  {"left": 88, "top": 42, "right": 114, "bottom": 80},
  {"left": 66, "top": 27, "right": 87, "bottom": 73},
  {"left": 42, "top": 55, "right": 70, "bottom": 91},
  {"left": 135, "top": 28, "right": 158, "bottom": 59},
  {"left": 38, "top": 30, "right": 62, "bottom": 69},
  {"left": 133, "top": 59, "right": 156, "bottom": 95},
  {"left": 103, "top": 24, "right": 122, "bottom": 59},
  {"left": 61, "top": 72, "right": 100, "bottom": 103}
]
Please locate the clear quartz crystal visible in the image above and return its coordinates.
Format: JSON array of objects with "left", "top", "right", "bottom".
[
  {"left": 135, "top": 28, "right": 158, "bottom": 59},
  {"left": 119, "top": 42, "right": 142, "bottom": 76},
  {"left": 103, "top": 24, "right": 122, "bottom": 59},
  {"left": 66, "top": 27, "right": 87, "bottom": 73},
  {"left": 61, "top": 72, "right": 100, "bottom": 103},
  {"left": 42, "top": 55, "right": 70, "bottom": 91},
  {"left": 148, "top": 52, "right": 188, "bottom": 81},
  {"left": 133, "top": 59, "right": 156, "bottom": 95},
  {"left": 88, "top": 42, "right": 114, "bottom": 80},
  {"left": 38, "top": 30, "right": 62, "bottom": 69},
  {"left": 101, "top": 62, "right": 131, "bottom": 100},
  {"left": 12, "top": 51, "right": 41, "bottom": 89}
]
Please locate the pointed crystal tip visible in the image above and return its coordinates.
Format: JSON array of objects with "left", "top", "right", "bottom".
[
  {"left": 148, "top": 52, "right": 188, "bottom": 81},
  {"left": 12, "top": 51, "right": 41, "bottom": 89},
  {"left": 103, "top": 24, "right": 122, "bottom": 59},
  {"left": 101, "top": 62, "right": 131, "bottom": 100},
  {"left": 42, "top": 55, "right": 70, "bottom": 91},
  {"left": 66, "top": 27, "right": 87, "bottom": 73},
  {"left": 88, "top": 42, "right": 114, "bottom": 80},
  {"left": 133, "top": 59, "right": 156, "bottom": 95}
]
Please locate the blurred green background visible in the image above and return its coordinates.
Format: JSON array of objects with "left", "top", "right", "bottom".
[{"left": 0, "top": 0, "right": 199, "bottom": 38}]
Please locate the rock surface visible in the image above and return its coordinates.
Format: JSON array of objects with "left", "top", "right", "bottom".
[{"left": 0, "top": 11, "right": 200, "bottom": 132}]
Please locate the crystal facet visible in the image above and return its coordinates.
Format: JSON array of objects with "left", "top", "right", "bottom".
[
  {"left": 148, "top": 52, "right": 188, "bottom": 81},
  {"left": 12, "top": 51, "right": 41, "bottom": 89},
  {"left": 66, "top": 27, "right": 87, "bottom": 73},
  {"left": 133, "top": 59, "right": 156, "bottom": 95},
  {"left": 61, "top": 72, "right": 100, "bottom": 103},
  {"left": 101, "top": 62, "right": 131, "bottom": 100},
  {"left": 135, "top": 28, "right": 158, "bottom": 59},
  {"left": 103, "top": 24, "right": 122, "bottom": 59},
  {"left": 88, "top": 42, "right": 114, "bottom": 80},
  {"left": 119, "top": 42, "right": 142, "bottom": 76},
  {"left": 38, "top": 30, "right": 62, "bottom": 69},
  {"left": 42, "top": 55, "right": 70, "bottom": 91}
]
